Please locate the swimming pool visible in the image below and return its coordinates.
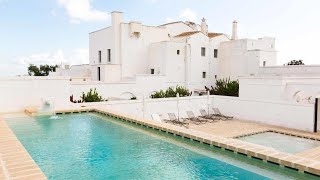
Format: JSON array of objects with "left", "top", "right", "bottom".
[
  {"left": 5, "top": 113, "right": 319, "bottom": 179},
  {"left": 237, "top": 132, "right": 320, "bottom": 154}
]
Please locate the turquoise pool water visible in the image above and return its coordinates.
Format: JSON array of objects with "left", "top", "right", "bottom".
[
  {"left": 5, "top": 113, "right": 319, "bottom": 180},
  {"left": 238, "top": 132, "right": 320, "bottom": 154}
]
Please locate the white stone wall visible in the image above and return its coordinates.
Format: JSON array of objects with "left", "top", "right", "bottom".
[
  {"left": 149, "top": 41, "right": 186, "bottom": 83},
  {"left": 0, "top": 77, "right": 314, "bottom": 132},
  {"left": 259, "top": 65, "right": 320, "bottom": 76},
  {"left": 219, "top": 38, "right": 277, "bottom": 80},
  {"left": 73, "top": 95, "right": 315, "bottom": 132},
  {"left": 239, "top": 77, "right": 285, "bottom": 101},
  {"left": 120, "top": 24, "right": 169, "bottom": 78},
  {"left": 209, "top": 35, "right": 230, "bottom": 84},
  {"left": 69, "top": 75, "right": 168, "bottom": 100},
  {"left": 186, "top": 33, "right": 211, "bottom": 89},
  {"left": 51, "top": 64, "right": 91, "bottom": 78},
  {"left": 0, "top": 77, "right": 71, "bottom": 113},
  {"left": 89, "top": 27, "right": 114, "bottom": 65},
  {"left": 212, "top": 96, "right": 314, "bottom": 132},
  {"left": 239, "top": 76, "right": 320, "bottom": 104}
]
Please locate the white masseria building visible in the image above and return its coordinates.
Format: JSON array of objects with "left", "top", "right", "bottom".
[
  {"left": 3, "top": 11, "right": 320, "bottom": 132},
  {"left": 52, "top": 11, "right": 277, "bottom": 94},
  {"left": 51, "top": 11, "right": 320, "bottom": 106}
]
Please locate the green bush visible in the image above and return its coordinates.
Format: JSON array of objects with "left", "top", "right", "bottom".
[
  {"left": 81, "top": 88, "right": 105, "bottom": 102},
  {"left": 151, "top": 90, "right": 166, "bottom": 98},
  {"left": 150, "top": 85, "right": 191, "bottom": 98},
  {"left": 205, "top": 78, "right": 239, "bottom": 97}
]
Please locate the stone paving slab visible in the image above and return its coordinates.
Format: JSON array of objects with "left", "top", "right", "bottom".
[{"left": 0, "top": 118, "right": 47, "bottom": 180}]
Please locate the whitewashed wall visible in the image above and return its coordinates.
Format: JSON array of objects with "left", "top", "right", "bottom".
[
  {"left": 51, "top": 64, "right": 91, "bottom": 78},
  {"left": 75, "top": 95, "right": 315, "bottom": 132},
  {"left": 69, "top": 75, "right": 168, "bottom": 100},
  {"left": 239, "top": 76, "right": 320, "bottom": 103},
  {"left": 219, "top": 38, "right": 277, "bottom": 80},
  {"left": 259, "top": 65, "right": 320, "bottom": 76},
  {"left": 239, "top": 77, "right": 285, "bottom": 101},
  {"left": 0, "top": 77, "right": 71, "bottom": 113},
  {"left": 0, "top": 77, "right": 315, "bottom": 132},
  {"left": 120, "top": 24, "right": 169, "bottom": 78},
  {"left": 213, "top": 96, "right": 314, "bottom": 132}
]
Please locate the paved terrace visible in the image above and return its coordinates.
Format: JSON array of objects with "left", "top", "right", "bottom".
[{"left": 0, "top": 117, "right": 47, "bottom": 180}]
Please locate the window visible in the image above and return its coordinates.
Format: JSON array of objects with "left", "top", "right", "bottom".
[
  {"left": 201, "top": 47, "right": 206, "bottom": 56},
  {"left": 107, "top": 49, "right": 111, "bottom": 62},
  {"left": 214, "top": 75, "right": 217, "bottom": 79},
  {"left": 202, "top": 72, "right": 206, "bottom": 78},
  {"left": 214, "top": 49, "right": 218, "bottom": 58},
  {"left": 97, "top": 67, "right": 101, "bottom": 81},
  {"left": 150, "top": 69, "right": 155, "bottom": 74},
  {"left": 98, "top": 51, "right": 102, "bottom": 63},
  {"left": 263, "top": 61, "right": 266, "bottom": 67},
  {"left": 177, "top": 50, "right": 180, "bottom": 55}
]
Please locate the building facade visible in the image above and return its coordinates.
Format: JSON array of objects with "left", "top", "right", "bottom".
[{"left": 52, "top": 11, "right": 277, "bottom": 94}]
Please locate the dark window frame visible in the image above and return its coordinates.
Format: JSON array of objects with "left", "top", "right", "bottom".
[
  {"left": 98, "top": 51, "right": 102, "bottom": 63},
  {"left": 201, "top": 47, "right": 206, "bottom": 56},
  {"left": 177, "top": 50, "right": 180, "bottom": 55},
  {"left": 151, "top": 69, "right": 155, "bottom": 74},
  {"left": 107, "top": 49, "right": 111, "bottom": 62},
  {"left": 202, "top": 72, "right": 206, "bottom": 78},
  {"left": 97, "top": 67, "right": 101, "bottom": 81},
  {"left": 214, "top": 49, "right": 218, "bottom": 58}
]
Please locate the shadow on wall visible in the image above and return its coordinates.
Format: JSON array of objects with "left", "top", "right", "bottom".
[
  {"left": 119, "top": 92, "right": 137, "bottom": 100},
  {"left": 292, "top": 90, "right": 314, "bottom": 104}
]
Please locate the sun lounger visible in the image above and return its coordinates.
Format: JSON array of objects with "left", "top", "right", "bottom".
[
  {"left": 186, "top": 111, "right": 207, "bottom": 125},
  {"left": 151, "top": 114, "right": 162, "bottom": 122},
  {"left": 163, "top": 113, "right": 189, "bottom": 128},
  {"left": 199, "top": 109, "right": 220, "bottom": 122},
  {"left": 212, "top": 108, "right": 233, "bottom": 120}
]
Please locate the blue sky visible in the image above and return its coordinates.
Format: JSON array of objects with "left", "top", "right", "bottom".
[{"left": 1, "top": 0, "right": 320, "bottom": 76}]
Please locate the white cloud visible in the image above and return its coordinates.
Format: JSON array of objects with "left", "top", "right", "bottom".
[
  {"left": 16, "top": 49, "right": 89, "bottom": 66},
  {"left": 178, "top": 8, "right": 197, "bottom": 22},
  {"left": 166, "top": 8, "right": 197, "bottom": 23},
  {"left": 57, "top": 0, "right": 109, "bottom": 23}
]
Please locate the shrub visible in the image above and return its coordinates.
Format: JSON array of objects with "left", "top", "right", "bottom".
[
  {"left": 150, "top": 85, "right": 191, "bottom": 98},
  {"left": 205, "top": 78, "right": 239, "bottom": 97},
  {"left": 81, "top": 88, "right": 105, "bottom": 102},
  {"left": 176, "top": 86, "right": 191, "bottom": 97},
  {"left": 286, "top": 59, "right": 304, "bottom": 66},
  {"left": 150, "top": 90, "right": 166, "bottom": 98}
]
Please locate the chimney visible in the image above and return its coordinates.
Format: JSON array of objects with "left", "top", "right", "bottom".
[
  {"left": 111, "top": 11, "right": 123, "bottom": 27},
  {"left": 231, "top": 20, "right": 238, "bottom": 40},
  {"left": 111, "top": 11, "right": 123, "bottom": 65},
  {"left": 201, "top": 17, "right": 208, "bottom": 35}
]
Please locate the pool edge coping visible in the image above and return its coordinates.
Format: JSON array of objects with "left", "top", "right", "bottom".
[{"left": 0, "top": 118, "right": 47, "bottom": 180}]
